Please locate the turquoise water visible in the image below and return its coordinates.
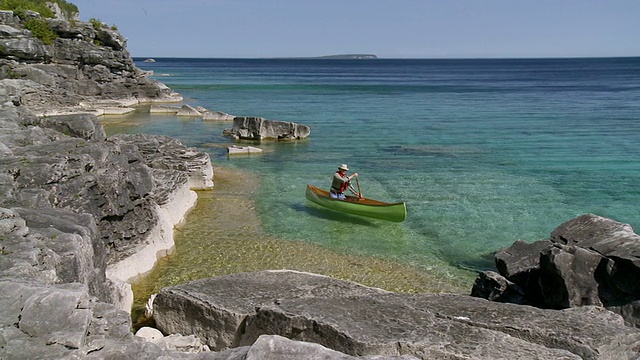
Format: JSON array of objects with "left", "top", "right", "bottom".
[{"left": 118, "top": 57, "right": 640, "bottom": 273}]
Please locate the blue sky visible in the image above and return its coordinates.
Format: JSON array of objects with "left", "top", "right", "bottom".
[{"left": 70, "top": 0, "right": 639, "bottom": 59}]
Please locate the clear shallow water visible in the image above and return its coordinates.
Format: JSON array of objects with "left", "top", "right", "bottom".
[{"left": 115, "top": 57, "right": 640, "bottom": 277}]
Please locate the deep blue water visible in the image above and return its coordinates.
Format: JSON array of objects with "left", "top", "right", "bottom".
[{"left": 123, "top": 57, "right": 640, "bottom": 275}]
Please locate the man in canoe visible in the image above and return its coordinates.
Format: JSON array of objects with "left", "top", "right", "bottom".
[{"left": 330, "top": 164, "right": 359, "bottom": 200}]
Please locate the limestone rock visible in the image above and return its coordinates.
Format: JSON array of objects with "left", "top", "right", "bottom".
[
  {"left": 224, "top": 116, "right": 311, "bottom": 140},
  {"left": 22, "top": 113, "right": 107, "bottom": 141},
  {"left": 0, "top": 36, "right": 52, "bottom": 61},
  {"left": 0, "top": 14, "right": 180, "bottom": 111},
  {"left": 153, "top": 334, "right": 210, "bottom": 353},
  {"left": 470, "top": 270, "right": 526, "bottom": 304},
  {"left": 176, "top": 104, "right": 202, "bottom": 117},
  {"left": 203, "top": 110, "right": 234, "bottom": 121},
  {"left": 109, "top": 133, "right": 214, "bottom": 191},
  {"left": 474, "top": 214, "right": 640, "bottom": 328},
  {"left": 0, "top": 6, "right": 229, "bottom": 360},
  {"left": 154, "top": 270, "right": 390, "bottom": 351},
  {"left": 154, "top": 270, "right": 640, "bottom": 359},
  {"left": 228, "top": 145, "right": 263, "bottom": 155},
  {"left": 136, "top": 326, "right": 164, "bottom": 341},
  {"left": 539, "top": 243, "right": 605, "bottom": 308},
  {"left": 246, "top": 335, "right": 361, "bottom": 360},
  {"left": 150, "top": 104, "right": 179, "bottom": 114},
  {"left": 18, "top": 283, "right": 92, "bottom": 349},
  {"left": 0, "top": 24, "right": 22, "bottom": 37}
]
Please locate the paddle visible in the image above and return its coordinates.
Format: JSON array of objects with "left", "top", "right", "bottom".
[{"left": 355, "top": 176, "right": 364, "bottom": 200}]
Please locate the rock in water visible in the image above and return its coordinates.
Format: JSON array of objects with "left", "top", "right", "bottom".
[{"left": 224, "top": 116, "right": 311, "bottom": 140}]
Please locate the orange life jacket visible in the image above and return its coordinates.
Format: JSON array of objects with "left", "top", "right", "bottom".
[{"left": 336, "top": 171, "right": 350, "bottom": 193}]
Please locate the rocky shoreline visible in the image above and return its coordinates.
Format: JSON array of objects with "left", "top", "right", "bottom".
[
  {"left": 1, "top": 6, "right": 640, "bottom": 359},
  {"left": 0, "top": 7, "right": 219, "bottom": 358}
]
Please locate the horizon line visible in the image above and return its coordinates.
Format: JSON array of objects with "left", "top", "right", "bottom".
[{"left": 133, "top": 55, "right": 640, "bottom": 60}]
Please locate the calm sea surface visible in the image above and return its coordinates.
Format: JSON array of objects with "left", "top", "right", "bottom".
[{"left": 106, "top": 57, "right": 640, "bottom": 303}]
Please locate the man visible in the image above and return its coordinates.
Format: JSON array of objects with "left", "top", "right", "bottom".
[{"left": 330, "top": 164, "right": 359, "bottom": 199}]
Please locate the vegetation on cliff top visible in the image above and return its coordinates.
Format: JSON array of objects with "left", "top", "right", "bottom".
[
  {"left": 0, "top": 0, "right": 78, "bottom": 19},
  {"left": 0, "top": 1, "right": 118, "bottom": 45},
  {"left": 0, "top": 1, "right": 80, "bottom": 44}
]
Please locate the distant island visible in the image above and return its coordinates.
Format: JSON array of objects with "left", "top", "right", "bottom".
[{"left": 313, "top": 54, "right": 378, "bottom": 59}]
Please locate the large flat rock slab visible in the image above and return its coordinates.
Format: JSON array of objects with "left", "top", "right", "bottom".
[{"left": 153, "top": 270, "right": 640, "bottom": 359}]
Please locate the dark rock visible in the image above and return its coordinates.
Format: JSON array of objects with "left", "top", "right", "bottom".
[
  {"left": 495, "top": 239, "right": 551, "bottom": 280},
  {"left": 539, "top": 244, "right": 605, "bottom": 309},
  {"left": 475, "top": 213, "right": 640, "bottom": 329},
  {"left": 494, "top": 239, "right": 551, "bottom": 306},
  {"left": 470, "top": 270, "right": 526, "bottom": 304}
]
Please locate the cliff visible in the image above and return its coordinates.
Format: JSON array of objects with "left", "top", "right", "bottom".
[
  {"left": 0, "top": 8, "right": 181, "bottom": 115},
  {"left": 0, "top": 7, "right": 217, "bottom": 359}
]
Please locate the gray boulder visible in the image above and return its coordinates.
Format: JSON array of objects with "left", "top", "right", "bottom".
[
  {"left": 473, "top": 214, "right": 640, "bottom": 328},
  {"left": 22, "top": 113, "right": 106, "bottom": 141},
  {"left": 0, "top": 32, "right": 51, "bottom": 61},
  {"left": 470, "top": 270, "right": 526, "bottom": 304},
  {"left": 108, "top": 133, "right": 214, "bottom": 191},
  {"left": 224, "top": 116, "right": 311, "bottom": 140}
]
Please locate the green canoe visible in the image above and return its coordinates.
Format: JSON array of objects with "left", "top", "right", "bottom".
[{"left": 305, "top": 184, "right": 407, "bottom": 222}]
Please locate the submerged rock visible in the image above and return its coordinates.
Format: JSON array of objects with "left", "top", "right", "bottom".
[
  {"left": 227, "top": 145, "right": 263, "bottom": 155},
  {"left": 203, "top": 110, "right": 235, "bottom": 121}
]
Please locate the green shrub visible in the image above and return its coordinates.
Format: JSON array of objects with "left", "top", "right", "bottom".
[
  {"left": 4, "top": 68, "right": 26, "bottom": 79},
  {"left": 0, "top": 0, "right": 78, "bottom": 19},
  {"left": 24, "top": 17, "right": 57, "bottom": 44},
  {"left": 89, "top": 17, "right": 102, "bottom": 30},
  {"left": 0, "top": 0, "right": 55, "bottom": 18}
]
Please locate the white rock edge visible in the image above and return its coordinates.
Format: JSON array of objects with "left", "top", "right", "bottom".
[{"left": 106, "top": 160, "right": 214, "bottom": 312}]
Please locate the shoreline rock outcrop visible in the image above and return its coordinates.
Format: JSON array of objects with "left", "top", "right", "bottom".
[
  {"left": 0, "top": 9, "right": 182, "bottom": 116},
  {"left": 0, "top": 8, "right": 219, "bottom": 359},
  {"left": 472, "top": 214, "right": 640, "bottom": 329},
  {"left": 152, "top": 270, "right": 640, "bottom": 359}
]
